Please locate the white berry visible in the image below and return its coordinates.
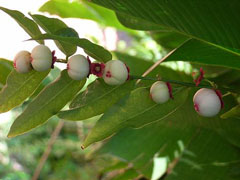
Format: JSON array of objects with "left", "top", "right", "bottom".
[
  {"left": 193, "top": 88, "right": 221, "bottom": 117},
  {"left": 103, "top": 60, "right": 129, "bottom": 85},
  {"left": 67, "top": 54, "right": 90, "bottom": 80},
  {"left": 13, "top": 50, "right": 32, "bottom": 73},
  {"left": 31, "top": 45, "right": 52, "bottom": 72},
  {"left": 150, "top": 81, "right": 170, "bottom": 104}
]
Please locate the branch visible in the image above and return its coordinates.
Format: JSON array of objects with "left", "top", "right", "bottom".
[
  {"left": 32, "top": 120, "right": 64, "bottom": 180},
  {"left": 136, "top": 49, "right": 176, "bottom": 84}
]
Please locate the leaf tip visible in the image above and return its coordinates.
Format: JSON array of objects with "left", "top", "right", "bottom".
[{"left": 7, "top": 132, "right": 15, "bottom": 138}]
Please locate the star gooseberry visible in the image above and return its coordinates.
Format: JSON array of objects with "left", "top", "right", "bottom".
[
  {"left": 150, "top": 81, "right": 173, "bottom": 104},
  {"left": 67, "top": 54, "right": 90, "bottom": 80},
  {"left": 103, "top": 60, "right": 129, "bottom": 86},
  {"left": 193, "top": 88, "right": 223, "bottom": 117},
  {"left": 31, "top": 45, "right": 52, "bottom": 72},
  {"left": 13, "top": 50, "right": 32, "bottom": 73}
]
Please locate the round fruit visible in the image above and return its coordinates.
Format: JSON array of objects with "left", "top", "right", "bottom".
[
  {"left": 150, "top": 81, "right": 171, "bottom": 104},
  {"left": 103, "top": 60, "right": 129, "bottom": 85},
  {"left": 31, "top": 45, "right": 52, "bottom": 72},
  {"left": 13, "top": 50, "right": 32, "bottom": 73},
  {"left": 67, "top": 54, "right": 90, "bottom": 80},
  {"left": 193, "top": 88, "right": 222, "bottom": 117}
]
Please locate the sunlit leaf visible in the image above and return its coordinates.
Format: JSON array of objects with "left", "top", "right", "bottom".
[
  {"left": 0, "top": 70, "right": 49, "bottom": 113},
  {"left": 7, "top": 70, "right": 86, "bottom": 137},
  {"left": 30, "top": 14, "right": 78, "bottom": 57},
  {"left": 221, "top": 105, "right": 240, "bottom": 119},
  {"left": 31, "top": 33, "right": 112, "bottom": 62},
  {"left": 82, "top": 88, "right": 189, "bottom": 148},
  {"left": 0, "top": 6, "right": 43, "bottom": 44},
  {"left": 0, "top": 58, "right": 13, "bottom": 86},
  {"left": 58, "top": 79, "right": 135, "bottom": 121},
  {"left": 39, "top": 0, "right": 134, "bottom": 32}
]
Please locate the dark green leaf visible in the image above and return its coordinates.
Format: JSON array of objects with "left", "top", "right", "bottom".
[
  {"left": 82, "top": 87, "right": 189, "bottom": 148},
  {"left": 112, "top": 168, "right": 139, "bottom": 180},
  {"left": 100, "top": 91, "right": 240, "bottom": 178},
  {"left": 151, "top": 31, "right": 189, "bottom": 51},
  {"left": 58, "top": 79, "right": 135, "bottom": 121},
  {"left": 165, "top": 130, "right": 240, "bottom": 180},
  {"left": 30, "top": 14, "right": 78, "bottom": 57},
  {"left": 31, "top": 33, "right": 112, "bottom": 62},
  {"left": 167, "top": 39, "right": 240, "bottom": 70},
  {"left": 7, "top": 70, "right": 86, "bottom": 138},
  {"left": 93, "top": 0, "right": 240, "bottom": 69},
  {"left": 100, "top": 121, "right": 196, "bottom": 178},
  {"left": 92, "top": 0, "right": 240, "bottom": 49},
  {"left": 0, "top": 6, "right": 43, "bottom": 44},
  {"left": 116, "top": 12, "right": 164, "bottom": 31},
  {"left": 0, "top": 70, "right": 49, "bottom": 113},
  {"left": 101, "top": 126, "right": 240, "bottom": 179}
]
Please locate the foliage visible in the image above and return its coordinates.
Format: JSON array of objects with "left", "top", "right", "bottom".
[{"left": 0, "top": 0, "right": 240, "bottom": 179}]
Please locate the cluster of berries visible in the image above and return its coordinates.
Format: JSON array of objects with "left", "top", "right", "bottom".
[
  {"left": 14, "top": 45, "right": 54, "bottom": 73},
  {"left": 67, "top": 55, "right": 129, "bottom": 86},
  {"left": 150, "top": 82, "right": 223, "bottom": 117},
  {"left": 13, "top": 45, "right": 129, "bottom": 86},
  {"left": 14, "top": 45, "right": 223, "bottom": 118},
  {"left": 150, "top": 74, "right": 223, "bottom": 118}
]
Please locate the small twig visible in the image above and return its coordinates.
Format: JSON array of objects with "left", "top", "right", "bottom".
[
  {"left": 222, "top": 92, "right": 232, "bottom": 98},
  {"left": 130, "top": 75, "right": 237, "bottom": 93},
  {"left": 136, "top": 49, "right": 176, "bottom": 84},
  {"left": 32, "top": 120, "right": 64, "bottom": 180},
  {"left": 55, "top": 59, "right": 68, "bottom": 63}
]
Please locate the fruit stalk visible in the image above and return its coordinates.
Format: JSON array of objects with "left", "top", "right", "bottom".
[{"left": 130, "top": 75, "right": 237, "bottom": 93}]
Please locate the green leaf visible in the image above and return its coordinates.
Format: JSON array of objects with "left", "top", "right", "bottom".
[
  {"left": 0, "top": 7, "right": 43, "bottom": 44},
  {"left": 58, "top": 79, "right": 135, "bottom": 121},
  {"left": 82, "top": 87, "right": 189, "bottom": 148},
  {"left": 0, "top": 58, "right": 13, "bottom": 86},
  {"left": 99, "top": 91, "right": 240, "bottom": 178},
  {"left": 92, "top": 0, "right": 240, "bottom": 49},
  {"left": 221, "top": 105, "right": 240, "bottom": 119},
  {"left": 31, "top": 33, "right": 112, "bottom": 62},
  {"left": 7, "top": 70, "right": 86, "bottom": 138},
  {"left": 101, "top": 126, "right": 240, "bottom": 179},
  {"left": 100, "top": 123, "right": 196, "bottom": 178},
  {"left": 30, "top": 14, "right": 78, "bottom": 57},
  {"left": 39, "top": 0, "right": 133, "bottom": 32},
  {"left": 92, "top": 0, "right": 240, "bottom": 69},
  {"left": 116, "top": 12, "right": 165, "bottom": 31},
  {"left": 165, "top": 130, "right": 240, "bottom": 180},
  {"left": 30, "top": 67, "right": 61, "bottom": 98},
  {"left": 166, "top": 39, "right": 240, "bottom": 70},
  {"left": 151, "top": 31, "right": 189, "bottom": 51},
  {"left": 0, "top": 70, "right": 49, "bottom": 113},
  {"left": 112, "top": 169, "right": 139, "bottom": 180}
]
